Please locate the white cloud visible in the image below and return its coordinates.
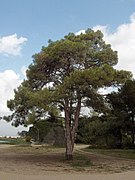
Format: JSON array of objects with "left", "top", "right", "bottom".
[
  {"left": 93, "top": 13, "right": 135, "bottom": 77},
  {"left": 75, "top": 30, "right": 85, "bottom": 36},
  {"left": 0, "top": 70, "right": 22, "bottom": 117},
  {"left": 0, "top": 34, "right": 27, "bottom": 56},
  {"left": 0, "top": 120, "right": 28, "bottom": 137},
  {"left": 21, "top": 66, "right": 27, "bottom": 79},
  {"left": 0, "top": 69, "right": 29, "bottom": 136}
]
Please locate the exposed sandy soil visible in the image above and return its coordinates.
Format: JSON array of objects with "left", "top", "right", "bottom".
[{"left": 0, "top": 144, "right": 135, "bottom": 180}]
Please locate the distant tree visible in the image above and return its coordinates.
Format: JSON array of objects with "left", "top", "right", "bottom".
[
  {"left": 76, "top": 116, "right": 107, "bottom": 145},
  {"left": 18, "top": 130, "right": 28, "bottom": 138},
  {"left": 107, "top": 80, "right": 135, "bottom": 147},
  {"left": 28, "top": 120, "right": 52, "bottom": 142},
  {"left": 7, "top": 29, "right": 131, "bottom": 159}
]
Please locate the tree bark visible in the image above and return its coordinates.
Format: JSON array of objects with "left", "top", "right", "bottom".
[
  {"left": 64, "top": 98, "right": 73, "bottom": 160},
  {"left": 65, "top": 126, "right": 74, "bottom": 160},
  {"left": 131, "top": 115, "right": 135, "bottom": 146},
  {"left": 64, "top": 96, "right": 81, "bottom": 160}
]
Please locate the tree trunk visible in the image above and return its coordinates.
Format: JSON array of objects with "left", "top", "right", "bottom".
[
  {"left": 64, "top": 98, "right": 73, "bottom": 160},
  {"left": 64, "top": 96, "right": 81, "bottom": 160},
  {"left": 116, "top": 128, "right": 122, "bottom": 148},
  {"left": 131, "top": 115, "right": 135, "bottom": 146},
  {"left": 65, "top": 127, "right": 74, "bottom": 160}
]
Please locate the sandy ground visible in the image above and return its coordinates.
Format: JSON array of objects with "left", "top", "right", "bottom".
[
  {"left": 0, "top": 144, "right": 135, "bottom": 180},
  {"left": 1, "top": 168, "right": 135, "bottom": 180}
]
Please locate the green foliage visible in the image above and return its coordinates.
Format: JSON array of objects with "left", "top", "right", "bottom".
[
  {"left": 76, "top": 114, "right": 134, "bottom": 148},
  {"left": 76, "top": 116, "right": 107, "bottom": 145},
  {"left": 28, "top": 120, "right": 52, "bottom": 142},
  {"left": 18, "top": 130, "right": 28, "bottom": 138},
  {"left": 76, "top": 80, "right": 135, "bottom": 149},
  {"left": 106, "top": 80, "right": 135, "bottom": 147},
  {"left": 6, "top": 29, "right": 132, "bottom": 126},
  {"left": 6, "top": 29, "right": 132, "bottom": 157}
]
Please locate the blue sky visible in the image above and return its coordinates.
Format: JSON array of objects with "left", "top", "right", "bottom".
[
  {"left": 0, "top": 0, "right": 135, "bottom": 73},
  {"left": 0, "top": 0, "right": 135, "bottom": 136}
]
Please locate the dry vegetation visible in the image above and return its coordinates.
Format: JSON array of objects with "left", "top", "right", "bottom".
[{"left": 0, "top": 144, "right": 135, "bottom": 175}]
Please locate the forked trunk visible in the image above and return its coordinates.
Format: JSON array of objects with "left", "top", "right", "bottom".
[{"left": 64, "top": 96, "right": 81, "bottom": 160}]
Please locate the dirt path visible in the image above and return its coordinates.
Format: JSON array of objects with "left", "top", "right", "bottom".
[{"left": 0, "top": 144, "right": 135, "bottom": 180}]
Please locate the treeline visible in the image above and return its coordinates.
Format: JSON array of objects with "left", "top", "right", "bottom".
[
  {"left": 77, "top": 80, "right": 135, "bottom": 148},
  {"left": 20, "top": 80, "right": 135, "bottom": 149}
]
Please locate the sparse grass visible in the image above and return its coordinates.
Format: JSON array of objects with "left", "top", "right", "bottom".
[
  {"left": 10, "top": 144, "right": 65, "bottom": 155},
  {"left": 63, "top": 153, "right": 93, "bottom": 170},
  {"left": 83, "top": 147, "right": 135, "bottom": 160}
]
